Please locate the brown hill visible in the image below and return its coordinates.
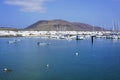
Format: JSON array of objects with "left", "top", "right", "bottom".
[{"left": 25, "top": 19, "right": 104, "bottom": 31}]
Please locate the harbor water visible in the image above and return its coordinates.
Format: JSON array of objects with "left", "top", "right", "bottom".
[{"left": 0, "top": 37, "right": 120, "bottom": 80}]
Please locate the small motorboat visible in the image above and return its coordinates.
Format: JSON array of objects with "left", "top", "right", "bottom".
[
  {"left": 76, "top": 35, "right": 85, "bottom": 40},
  {"left": 8, "top": 40, "right": 16, "bottom": 44},
  {"left": 37, "top": 42, "right": 50, "bottom": 46},
  {"left": 3, "top": 68, "right": 12, "bottom": 72}
]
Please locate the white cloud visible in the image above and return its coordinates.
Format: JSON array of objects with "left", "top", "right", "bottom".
[{"left": 4, "top": 0, "right": 52, "bottom": 13}]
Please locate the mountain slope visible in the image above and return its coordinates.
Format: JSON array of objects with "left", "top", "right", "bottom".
[{"left": 25, "top": 19, "right": 104, "bottom": 31}]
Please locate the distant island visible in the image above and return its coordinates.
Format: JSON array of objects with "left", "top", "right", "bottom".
[{"left": 0, "top": 19, "right": 105, "bottom": 31}]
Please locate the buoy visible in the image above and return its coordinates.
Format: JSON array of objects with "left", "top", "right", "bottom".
[
  {"left": 46, "top": 64, "right": 49, "bottom": 67},
  {"left": 75, "top": 52, "right": 79, "bottom": 56}
]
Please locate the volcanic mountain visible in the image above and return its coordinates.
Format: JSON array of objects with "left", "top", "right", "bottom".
[{"left": 25, "top": 19, "right": 104, "bottom": 31}]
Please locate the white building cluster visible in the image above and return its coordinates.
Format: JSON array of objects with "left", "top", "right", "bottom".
[
  {"left": 0, "top": 30, "right": 111, "bottom": 37},
  {"left": 1, "top": 30, "right": 120, "bottom": 40}
]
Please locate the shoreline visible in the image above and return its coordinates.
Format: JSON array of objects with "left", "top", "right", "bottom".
[
  {"left": 0, "top": 30, "right": 111, "bottom": 36},
  {"left": 0, "top": 30, "right": 120, "bottom": 40}
]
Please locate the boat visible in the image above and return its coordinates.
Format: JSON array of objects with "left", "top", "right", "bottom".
[
  {"left": 16, "top": 39, "right": 22, "bottom": 42},
  {"left": 8, "top": 40, "right": 16, "bottom": 44},
  {"left": 3, "top": 68, "right": 12, "bottom": 72},
  {"left": 106, "top": 21, "right": 120, "bottom": 39},
  {"left": 8, "top": 39, "right": 22, "bottom": 44},
  {"left": 76, "top": 35, "right": 85, "bottom": 40},
  {"left": 37, "top": 42, "right": 50, "bottom": 46}
]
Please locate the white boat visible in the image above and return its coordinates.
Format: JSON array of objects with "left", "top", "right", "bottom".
[
  {"left": 8, "top": 40, "right": 16, "bottom": 44},
  {"left": 3, "top": 68, "right": 12, "bottom": 72},
  {"left": 16, "top": 39, "right": 21, "bottom": 42},
  {"left": 76, "top": 35, "right": 85, "bottom": 40}
]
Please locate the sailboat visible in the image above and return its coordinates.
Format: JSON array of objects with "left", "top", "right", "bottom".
[{"left": 107, "top": 21, "right": 119, "bottom": 39}]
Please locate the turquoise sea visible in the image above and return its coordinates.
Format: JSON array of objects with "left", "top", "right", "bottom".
[{"left": 0, "top": 37, "right": 120, "bottom": 80}]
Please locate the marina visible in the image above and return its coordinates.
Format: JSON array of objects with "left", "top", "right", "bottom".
[{"left": 1, "top": 0, "right": 120, "bottom": 79}]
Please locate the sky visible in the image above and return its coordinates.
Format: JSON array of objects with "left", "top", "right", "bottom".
[{"left": 0, "top": 0, "right": 120, "bottom": 29}]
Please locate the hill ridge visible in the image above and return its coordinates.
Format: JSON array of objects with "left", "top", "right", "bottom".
[{"left": 25, "top": 19, "right": 104, "bottom": 31}]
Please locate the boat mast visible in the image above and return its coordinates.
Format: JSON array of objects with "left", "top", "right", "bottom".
[
  {"left": 112, "top": 20, "right": 115, "bottom": 32},
  {"left": 92, "top": 25, "right": 95, "bottom": 36}
]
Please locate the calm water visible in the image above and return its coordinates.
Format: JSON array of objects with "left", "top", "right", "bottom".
[{"left": 0, "top": 37, "right": 120, "bottom": 80}]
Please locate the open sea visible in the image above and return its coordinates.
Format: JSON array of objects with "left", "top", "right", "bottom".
[{"left": 0, "top": 37, "right": 120, "bottom": 80}]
